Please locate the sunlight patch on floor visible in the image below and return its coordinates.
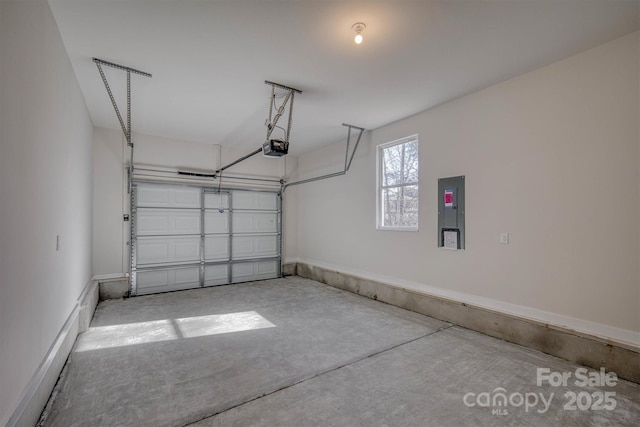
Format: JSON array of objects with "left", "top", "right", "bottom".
[{"left": 75, "top": 311, "right": 275, "bottom": 352}]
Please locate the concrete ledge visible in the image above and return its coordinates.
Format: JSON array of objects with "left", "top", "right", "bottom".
[
  {"left": 296, "top": 262, "right": 640, "bottom": 384},
  {"left": 99, "top": 278, "right": 129, "bottom": 300},
  {"left": 282, "top": 262, "right": 297, "bottom": 276},
  {"left": 8, "top": 279, "right": 99, "bottom": 427}
]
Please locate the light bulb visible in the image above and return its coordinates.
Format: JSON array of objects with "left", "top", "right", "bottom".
[{"left": 352, "top": 22, "right": 366, "bottom": 45}]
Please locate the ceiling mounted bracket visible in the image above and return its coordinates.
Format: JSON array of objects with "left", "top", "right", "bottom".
[
  {"left": 263, "top": 80, "right": 302, "bottom": 157},
  {"left": 343, "top": 123, "right": 365, "bottom": 172},
  {"left": 93, "top": 57, "right": 152, "bottom": 147},
  {"left": 93, "top": 57, "right": 151, "bottom": 193},
  {"left": 282, "top": 123, "right": 365, "bottom": 192}
]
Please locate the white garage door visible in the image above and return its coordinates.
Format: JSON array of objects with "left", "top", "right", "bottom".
[{"left": 130, "top": 182, "right": 281, "bottom": 295}]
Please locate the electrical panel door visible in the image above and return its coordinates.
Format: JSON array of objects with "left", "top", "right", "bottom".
[{"left": 438, "top": 176, "right": 465, "bottom": 250}]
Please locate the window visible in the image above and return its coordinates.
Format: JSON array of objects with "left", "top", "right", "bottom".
[{"left": 377, "top": 135, "right": 419, "bottom": 230}]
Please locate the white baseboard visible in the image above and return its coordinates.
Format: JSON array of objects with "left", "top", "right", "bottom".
[
  {"left": 300, "top": 259, "right": 640, "bottom": 349},
  {"left": 7, "top": 279, "right": 99, "bottom": 427}
]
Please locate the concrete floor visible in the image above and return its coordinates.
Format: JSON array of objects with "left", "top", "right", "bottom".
[{"left": 39, "top": 277, "right": 639, "bottom": 427}]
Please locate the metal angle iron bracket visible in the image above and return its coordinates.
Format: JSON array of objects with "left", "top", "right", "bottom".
[
  {"left": 93, "top": 59, "right": 150, "bottom": 291},
  {"left": 264, "top": 80, "right": 302, "bottom": 144},
  {"left": 282, "top": 123, "right": 365, "bottom": 191},
  {"left": 343, "top": 123, "right": 365, "bottom": 172},
  {"left": 129, "top": 183, "right": 138, "bottom": 296},
  {"left": 93, "top": 57, "right": 152, "bottom": 194},
  {"left": 93, "top": 58, "right": 152, "bottom": 146}
]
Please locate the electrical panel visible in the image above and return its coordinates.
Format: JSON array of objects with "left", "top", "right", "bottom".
[{"left": 438, "top": 176, "right": 465, "bottom": 250}]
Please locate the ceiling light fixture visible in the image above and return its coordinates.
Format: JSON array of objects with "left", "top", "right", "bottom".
[{"left": 352, "top": 22, "right": 366, "bottom": 45}]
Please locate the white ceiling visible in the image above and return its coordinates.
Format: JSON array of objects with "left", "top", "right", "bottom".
[{"left": 49, "top": 0, "right": 639, "bottom": 155}]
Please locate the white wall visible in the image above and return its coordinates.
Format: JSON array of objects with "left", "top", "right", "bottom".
[
  {"left": 93, "top": 128, "right": 299, "bottom": 275},
  {"left": 0, "top": 0, "right": 94, "bottom": 424},
  {"left": 92, "top": 128, "right": 125, "bottom": 275},
  {"left": 296, "top": 32, "right": 640, "bottom": 343}
]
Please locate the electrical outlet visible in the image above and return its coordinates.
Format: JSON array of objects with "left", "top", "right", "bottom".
[{"left": 500, "top": 233, "right": 509, "bottom": 244}]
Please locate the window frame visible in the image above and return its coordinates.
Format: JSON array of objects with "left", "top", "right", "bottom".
[{"left": 376, "top": 134, "right": 419, "bottom": 231}]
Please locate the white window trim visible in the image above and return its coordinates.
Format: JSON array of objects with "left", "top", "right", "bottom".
[{"left": 376, "top": 134, "right": 419, "bottom": 231}]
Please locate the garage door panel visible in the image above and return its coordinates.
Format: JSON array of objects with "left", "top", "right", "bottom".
[
  {"left": 175, "top": 241, "right": 200, "bottom": 260},
  {"left": 204, "top": 265, "right": 229, "bottom": 286},
  {"left": 137, "top": 209, "right": 200, "bottom": 236},
  {"left": 204, "top": 193, "right": 230, "bottom": 209},
  {"left": 137, "top": 236, "right": 200, "bottom": 265},
  {"left": 232, "top": 191, "right": 277, "bottom": 211},
  {"left": 232, "top": 235, "right": 278, "bottom": 259},
  {"left": 137, "top": 267, "right": 200, "bottom": 295},
  {"left": 205, "top": 235, "right": 229, "bottom": 261},
  {"left": 232, "top": 260, "right": 278, "bottom": 283},
  {"left": 137, "top": 184, "right": 200, "bottom": 208},
  {"left": 232, "top": 212, "right": 277, "bottom": 234},
  {"left": 137, "top": 185, "right": 171, "bottom": 207},
  {"left": 254, "top": 213, "right": 278, "bottom": 233},
  {"left": 205, "top": 211, "right": 229, "bottom": 234},
  {"left": 174, "top": 214, "right": 200, "bottom": 234},
  {"left": 173, "top": 189, "right": 200, "bottom": 207}
]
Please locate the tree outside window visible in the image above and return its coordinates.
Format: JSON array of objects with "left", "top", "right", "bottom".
[{"left": 378, "top": 136, "right": 419, "bottom": 230}]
